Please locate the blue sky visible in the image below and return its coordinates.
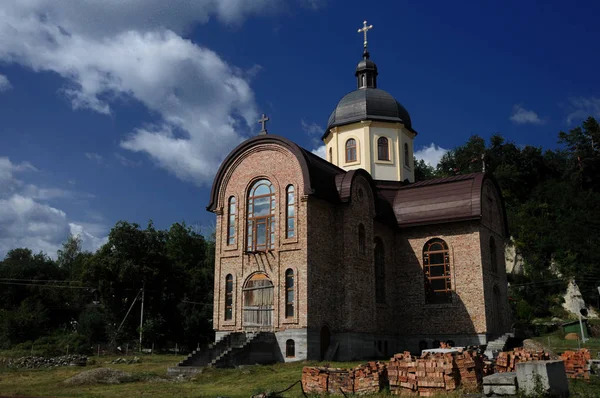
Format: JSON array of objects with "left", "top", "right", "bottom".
[{"left": 1, "top": 0, "right": 599, "bottom": 258}]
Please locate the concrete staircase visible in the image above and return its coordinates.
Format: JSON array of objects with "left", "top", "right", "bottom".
[
  {"left": 167, "top": 331, "right": 269, "bottom": 375},
  {"left": 484, "top": 332, "right": 515, "bottom": 359}
]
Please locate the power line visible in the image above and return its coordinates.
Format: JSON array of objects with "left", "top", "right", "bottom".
[{"left": 0, "top": 281, "right": 93, "bottom": 289}]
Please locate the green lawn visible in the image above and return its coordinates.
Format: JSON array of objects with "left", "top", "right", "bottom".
[
  {"left": 0, "top": 353, "right": 598, "bottom": 397},
  {"left": 532, "top": 332, "right": 600, "bottom": 358}
]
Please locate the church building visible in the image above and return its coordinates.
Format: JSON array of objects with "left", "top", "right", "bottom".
[{"left": 206, "top": 23, "right": 510, "bottom": 362}]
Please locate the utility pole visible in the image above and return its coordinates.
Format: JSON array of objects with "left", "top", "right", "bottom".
[{"left": 139, "top": 283, "right": 145, "bottom": 352}]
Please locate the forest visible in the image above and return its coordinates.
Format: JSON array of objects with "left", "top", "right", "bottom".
[{"left": 1, "top": 117, "right": 599, "bottom": 354}]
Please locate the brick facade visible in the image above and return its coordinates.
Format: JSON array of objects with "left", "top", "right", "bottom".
[{"left": 209, "top": 138, "right": 510, "bottom": 361}]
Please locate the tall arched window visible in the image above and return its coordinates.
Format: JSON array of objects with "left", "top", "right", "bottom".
[
  {"left": 247, "top": 179, "right": 275, "bottom": 252},
  {"left": 490, "top": 236, "right": 498, "bottom": 273},
  {"left": 404, "top": 143, "right": 410, "bottom": 167},
  {"left": 227, "top": 196, "right": 236, "bottom": 245},
  {"left": 225, "top": 274, "right": 233, "bottom": 320},
  {"left": 375, "top": 238, "right": 385, "bottom": 303},
  {"left": 285, "top": 269, "right": 294, "bottom": 318},
  {"left": 377, "top": 137, "right": 389, "bottom": 161},
  {"left": 346, "top": 139, "right": 357, "bottom": 162},
  {"left": 286, "top": 185, "right": 295, "bottom": 238},
  {"left": 358, "top": 224, "right": 366, "bottom": 255},
  {"left": 423, "top": 239, "right": 452, "bottom": 304},
  {"left": 329, "top": 147, "right": 332, "bottom": 162}
]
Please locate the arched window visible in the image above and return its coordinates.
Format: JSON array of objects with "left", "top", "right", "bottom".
[
  {"left": 227, "top": 196, "right": 236, "bottom": 245},
  {"left": 286, "top": 185, "right": 295, "bottom": 238},
  {"left": 490, "top": 236, "right": 498, "bottom": 273},
  {"left": 423, "top": 239, "right": 452, "bottom": 304},
  {"left": 358, "top": 224, "right": 366, "bottom": 255},
  {"left": 247, "top": 179, "right": 275, "bottom": 252},
  {"left": 329, "top": 147, "right": 332, "bottom": 162},
  {"left": 225, "top": 274, "right": 233, "bottom": 320},
  {"left": 404, "top": 143, "right": 410, "bottom": 167},
  {"left": 375, "top": 238, "right": 385, "bottom": 303},
  {"left": 377, "top": 137, "right": 389, "bottom": 161},
  {"left": 285, "top": 269, "right": 294, "bottom": 318},
  {"left": 346, "top": 139, "right": 357, "bottom": 163},
  {"left": 286, "top": 339, "right": 295, "bottom": 357}
]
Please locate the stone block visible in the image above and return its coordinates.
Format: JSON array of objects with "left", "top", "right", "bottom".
[
  {"left": 483, "top": 384, "right": 517, "bottom": 396},
  {"left": 516, "top": 360, "right": 569, "bottom": 397},
  {"left": 483, "top": 371, "right": 517, "bottom": 386}
]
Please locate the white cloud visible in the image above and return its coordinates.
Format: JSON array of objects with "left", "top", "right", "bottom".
[
  {"left": 0, "top": 156, "right": 106, "bottom": 259},
  {"left": 114, "top": 153, "right": 142, "bottom": 168},
  {"left": 301, "top": 119, "right": 322, "bottom": 136},
  {"left": 311, "top": 145, "right": 326, "bottom": 159},
  {"left": 566, "top": 97, "right": 600, "bottom": 124},
  {"left": 0, "top": 1, "right": 317, "bottom": 186},
  {"left": 0, "top": 74, "right": 11, "bottom": 91},
  {"left": 84, "top": 152, "right": 104, "bottom": 164},
  {"left": 510, "top": 104, "right": 544, "bottom": 125},
  {"left": 414, "top": 143, "right": 448, "bottom": 167}
]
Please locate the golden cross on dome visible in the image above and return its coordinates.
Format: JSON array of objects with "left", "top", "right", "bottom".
[{"left": 357, "top": 20, "right": 373, "bottom": 49}]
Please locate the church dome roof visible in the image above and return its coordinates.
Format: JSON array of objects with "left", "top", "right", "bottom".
[{"left": 325, "top": 88, "right": 413, "bottom": 135}]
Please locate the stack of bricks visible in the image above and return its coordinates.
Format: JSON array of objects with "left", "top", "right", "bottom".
[
  {"left": 387, "top": 350, "right": 483, "bottom": 396},
  {"left": 560, "top": 349, "right": 591, "bottom": 380},
  {"left": 416, "top": 353, "right": 459, "bottom": 397},
  {"left": 495, "top": 347, "right": 550, "bottom": 373},
  {"left": 327, "top": 369, "right": 354, "bottom": 395},
  {"left": 302, "top": 362, "right": 387, "bottom": 396},
  {"left": 388, "top": 352, "right": 418, "bottom": 395},
  {"left": 353, "top": 361, "right": 387, "bottom": 394},
  {"left": 454, "top": 350, "right": 483, "bottom": 392},
  {"left": 301, "top": 367, "right": 329, "bottom": 394}
]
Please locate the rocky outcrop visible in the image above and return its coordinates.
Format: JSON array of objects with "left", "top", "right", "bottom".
[
  {"left": 504, "top": 238, "right": 524, "bottom": 275},
  {"left": 562, "top": 280, "right": 598, "bottom": 318}
]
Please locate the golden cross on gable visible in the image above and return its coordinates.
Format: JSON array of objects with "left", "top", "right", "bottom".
[{"left": 357, "top": 20, "right": 373, "bottom": 49}]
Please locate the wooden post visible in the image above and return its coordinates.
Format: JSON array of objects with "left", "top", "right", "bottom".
[{"left": 97, "top": 344, "right": 100, "bottom": 357}]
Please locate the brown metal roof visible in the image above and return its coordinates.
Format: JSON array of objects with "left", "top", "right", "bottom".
[
  {"left": 207, "top": 136, "right": 508, "bottom": 236},
  {"left": 393, "top": 173, "right": 485, "bottom": 228}
]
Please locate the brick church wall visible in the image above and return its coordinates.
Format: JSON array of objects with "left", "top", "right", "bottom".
[
  {"left": 480, "top": 180, "right": 511, "bottom": 336},
  {"left": 211, "top": 144, "right": 309, "bottom": 333},
  {"left": 396, "top": 222, "right": 488, "bottom": 336}
]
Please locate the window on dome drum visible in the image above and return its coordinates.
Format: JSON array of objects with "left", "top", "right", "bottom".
[
  {"left": 404, "top": 143, "right": 410, "bottom": 167},
  {"left": 247, "top": 179, "right": 275, "bottom": 252},
  {"left": 377, "top": 137, "right": 390, "bottom": 161},
  {"left": 286, "top": 185, "right": 295, "bottom": 238},
  {"left": 358, "top": 224, "right": 366, "bottom": 255},
  {"left": 227, "top": 196, "right": 236, "bottom": 245},
  {"left": 286, "top": 339, "right": 295, "bottom": 357},
  {"left": 329, "top": 147, "right": 332, "bottom": 162},
  {"left": 375, "top": 238, "right": 385, "bottom": 303},
  {"left": 225, "top": 274, "right": 233, "bottom": 320},
  {"left": 423, "top": 239, "right": 452, "bottom": 304},
  {"left": 285, "top": 269, "right": 294, "bottom": 318},
  {"left": 490, "top": 236, "right": 498, "bottom": 273},
  {"left": 346, "top": 138, "right": 357, "bottom": 162}
]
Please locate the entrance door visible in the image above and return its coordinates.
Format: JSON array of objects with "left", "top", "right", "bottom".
[{"left": 243, "top": 273, "right": 274, "bottom": 328}]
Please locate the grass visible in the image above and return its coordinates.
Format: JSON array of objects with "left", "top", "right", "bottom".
[
  {"left": 532, "top": 331, "right": 600, "bottom": 358},
  {"left": 0, "top": 351, "right": 598, "bottom": 397}
]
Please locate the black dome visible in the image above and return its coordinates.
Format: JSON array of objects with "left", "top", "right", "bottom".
[{"left": 324, "top": 88, "right": 413, "bottom": 138}]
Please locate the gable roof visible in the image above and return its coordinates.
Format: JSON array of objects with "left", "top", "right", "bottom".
[{"left": 207, "top": 137, "right": 508, "bottom": 236}]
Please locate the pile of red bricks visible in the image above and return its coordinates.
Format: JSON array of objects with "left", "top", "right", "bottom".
[
  {"left": 495, "top": 347, "right": 550, "bottom": 373},
  {"left": 454, "top": 350, "right": 484, "bottom": 392},
  {"left": 353, "top": 362, "right": 387, "bottom": 394},
  {"left": 387, "top": 350, "right": 483, "bottom": 396},
  {"left": 302, "top": 362, "right": 386, "bottom": 395},
  {"left": 560, "top": 349, "right": 591, "bottom": 380}
]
